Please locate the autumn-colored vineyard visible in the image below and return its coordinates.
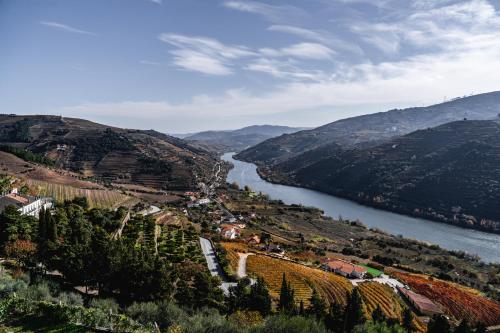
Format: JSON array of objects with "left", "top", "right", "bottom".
[
  {"left": 27, "top": 179, "right": 135, "bottom": 208},
  {"left": 220, "top": 242, "right": 249, "bottom": 271},
  {"left": 358, "top": 282, "right": 426, "bottom": 333},
  {"left": 391, "top": 271, "right": 500, "bottom": 326},
  {"left": 246, "top": 254, "right": 352, "bottom": 307},
  {"left": 358, "top": 282, "right": 403, "bottom": 319}
]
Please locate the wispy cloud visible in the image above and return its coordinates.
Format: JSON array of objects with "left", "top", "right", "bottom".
[
  {"left": 245, "top": 58, "right": 327, "bottom": 81},
  {"left": 158, "top": 33, "right": 256, "bottom": 75},
  {"left": 159, "top": 32, "right": 336, "bottom": 77},
  {"left": 260, "top": 43, "right": 335, "bottom": 60},
  {"left": 39, "top": 21, "right": 96, "bottom": 35},
  {"left": 223, "top": 1, "right": 307, "bottom": 23},
  {"left": 146, "top": 0, "right": 162, "bottom": 4},
  {"left": 169, "top": 50, "right": 233, "bottom": 75},
  {"left": 267, "top": 25, "right": 364, "bottom": 56}
]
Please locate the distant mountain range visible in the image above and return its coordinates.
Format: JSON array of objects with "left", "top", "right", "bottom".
[
  {"left": 237, "top": 91, "right": 500, "bottom": 166},
  {"left": 236, "top": 92, "right": 500, "bottom": 233},
  {"left": 179, "top": 125, "right": 309, "bottom": 153},
  {"left": 0, "top": 115, "right": 217, "bottom": 190}
]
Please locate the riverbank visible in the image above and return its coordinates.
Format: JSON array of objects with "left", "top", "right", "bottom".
[
  {"left": 223, "top": 153, "right": 500, "bottom": 264},
  {"left": 251, "top": 163, "right": 499, "bottom": 235}
]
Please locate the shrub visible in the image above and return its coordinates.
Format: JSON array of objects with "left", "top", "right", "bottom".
[
  {"left": 89, "top": 298, "right": 120, "bottom": 313},
  {"left": 251, "top": 315, "right": 327, "bottom": 333}
]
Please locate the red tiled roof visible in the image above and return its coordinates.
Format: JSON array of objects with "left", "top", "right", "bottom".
[
  {"left": 398, "top": 287, "right": 443, "bottom": 315},
  {"left": 324, "top": 259, "right": 366, "bottom": 275}
]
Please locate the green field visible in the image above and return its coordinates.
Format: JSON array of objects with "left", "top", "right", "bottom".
[{"left": 359, "top": 264, "right": 383, "bottom": 277}]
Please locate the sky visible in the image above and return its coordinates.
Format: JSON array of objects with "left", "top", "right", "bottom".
[{"left": 1, "top": 0, "right": 500, "bottom": 133}]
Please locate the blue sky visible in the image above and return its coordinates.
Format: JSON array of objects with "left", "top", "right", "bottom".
[{"left": 1, "top": 0, "right": 500, "bottom": 132}]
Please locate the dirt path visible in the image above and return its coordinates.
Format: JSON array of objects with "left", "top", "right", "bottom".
[{"left": 237, "top": 253, "right": 254, "bottom": 278}]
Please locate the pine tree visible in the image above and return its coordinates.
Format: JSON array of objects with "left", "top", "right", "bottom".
[
  {"left": 402, "top": 308, "right": 416, "bottom": 333},
  {"left": 427, "top": 315, "right": 450, "bottom": 333},
  {"left": 308, "top": 288, "right": 326, "bottom": 318},
  {"left": 278, "top": 273, "right": 295, "bottom": 314},
  {"left": 454, "top": 319, "right": 472, "bottom": 333},
  {"left": 38, "top": 207, "right": 47, "bottom": 242},
  {"left": 46, "top": 212, "right": 57, "bottom": 242},
  {"left": 325, "top": 302, "right": 344, "bottom": 333},
  {"left": 474, "top": 322, "right": 487, "bottom": 333},
  {"left": 248, "top": 277, "right": 272, "bottom": 316},
  {"left": 344, "top": 288, "right": 365, "bottom": 332},
  {"left": 372, "top": 304, "right": 386, "bottom": 323},
  {"left": 299, "top": 300, "right": 305, "bottom": 316}
]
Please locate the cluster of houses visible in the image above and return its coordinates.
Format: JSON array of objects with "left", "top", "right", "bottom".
[
  {"left": 321, "top": 258, "right": 367, "bottom": 279},
  {"left": 0, "top": 188, "right": 53, "bottom": 217},
  {"left": 185, "top": 191, "right": 213, "bottom": 208}
]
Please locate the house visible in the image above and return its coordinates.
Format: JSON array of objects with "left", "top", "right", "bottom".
[
  {"left": 246, "top": 235, "right": 261, "bottom": 245},
  {"left": 397, "top": 286, "right": 443, "bottom": 316},
  {"left": 322, "top": 259, "right": 367, "bottom": 279},
  {"left": 0, "top": 192, "right": 53, "bottom": 217},
  {"left": 265, "top": 244, "right": 285, "bottom": 256},
  {"left": 220, "top": 225, "right": 241, "bottom": 239},
  {"left": 197, "top": 198, "right": 211, "bottom": 205},
  {"left": 187, "top": 201, "right": 199, "bottom": 208}
]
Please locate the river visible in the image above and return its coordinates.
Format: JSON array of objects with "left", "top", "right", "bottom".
[{"left": 222, "top": 153, "right": 500, "bottom": 263}]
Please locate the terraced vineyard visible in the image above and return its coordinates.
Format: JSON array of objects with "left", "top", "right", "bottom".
[
  {"left": 391, "top": 271, "right": 500, "bottom": 326},
  {"left": 27, "top": 179, "right": 135, "bottom": 208},
  {"left": 358, "top": 282, "right": 403, "bottom": 318},
  {"left": 246, "top": 254, "right": 352, "bottom": 307},
  {"left": 220, "top": 242, "right": 250, "bottom": 271}
]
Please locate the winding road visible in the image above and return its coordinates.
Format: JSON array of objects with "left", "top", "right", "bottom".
[{"left": 199, "top": 237, "right": 236, "bottom": 295}]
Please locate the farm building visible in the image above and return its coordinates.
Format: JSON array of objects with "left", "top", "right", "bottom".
[
  {"left": 322, "top": 258, "right": 367, "bottom": 278},
  {"left": 246, "top": 235, "right": 261, "bottom": 245},
  {"left": 220, "top": 225, "right": 241, "bottom": 239},
  {"left": 397, "top": 286, "right": 443, "bottom": 316},
  {"left": 0, "top": 190, "right": 53, "bottom": 217}
]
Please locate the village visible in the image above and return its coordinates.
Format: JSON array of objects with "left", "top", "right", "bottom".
[{"left": 181, "top": 185, "right": 450, "bottom": 325}]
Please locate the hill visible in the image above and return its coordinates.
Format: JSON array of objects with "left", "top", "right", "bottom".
[
  {"left": 268, "top": 120, "right": 500, "bottom": 232},
  {"left": 236, "top": 91, "right": 500, "bottom": 166},
  {"left": 183, "top": 125, "right": 308, "bottom": 153},
  {"left": 0, "top": 115, "right": 217, "bottom": 191}
]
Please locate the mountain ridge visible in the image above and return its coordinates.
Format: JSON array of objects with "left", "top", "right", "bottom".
[
  {"left": 0, "top": 114, "right": 217, "bottom": 191},
  {"left": 236, "top": 91, "right": 500, "bottom": 166},
  {"left": 258, "top": 119, "right": 500, "bottom": 233}
]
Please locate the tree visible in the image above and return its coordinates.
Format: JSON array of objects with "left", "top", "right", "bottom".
[
  {"left": 46, "top": 211, "right": 58, "bottom": 242},
  {"left": 4, "top": 239, "right": 37, "bottom": 267},
  {"left": 427, "top": 315, "right": 450, "bottom": 333},
  {"left": 308, "top": 288, "right": 326, "bottom": 318},
  {"left": 344, "top": 288, "right": 366, "bottom": 332},
  {"left": 248, "top": 277, "right": 272, "bottom": 316},
  {"left": 474, "top": 322, "right": 487, "bottom": 333},
  {"left": 353, "top": 322, "right": 406, "bottom": 333},
  {"left": 278, "top": 273, "right": 296, "bottom": 314},
  {"left": 38, "top": 207, "right": 47, "bottom": 242},
  {"left": 454, "top": 320, "right": 472, "bottom": 333},
  {"left": 372, "top": 304, "right": 386, "bottom": 323},
  {"left": 401, "top": 308, "right": 416, "bottom": 333},
  {"left": 325, "top": 302, "right": 344, "bottom": 333}
]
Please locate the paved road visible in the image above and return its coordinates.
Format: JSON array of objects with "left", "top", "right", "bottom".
[{"left": 199, "top": 237, "right": 236, "bottom": 295}]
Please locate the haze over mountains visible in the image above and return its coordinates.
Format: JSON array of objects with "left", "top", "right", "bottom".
[
  {"left": 236, "top": 91, "right": 500, "bottom": 232},
  {"left": 180, "top": 125, "right": 308, "bottom": 153},
  {"left": 0, "top": 115, "right": 217, "bottom": 190},
  {"left": 237, "top": 92, "right": 500, "bottom": 166}
]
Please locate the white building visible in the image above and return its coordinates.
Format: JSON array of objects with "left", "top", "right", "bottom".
[{"left": 0, "top": 192, "right": 53, "bottom": 218}]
